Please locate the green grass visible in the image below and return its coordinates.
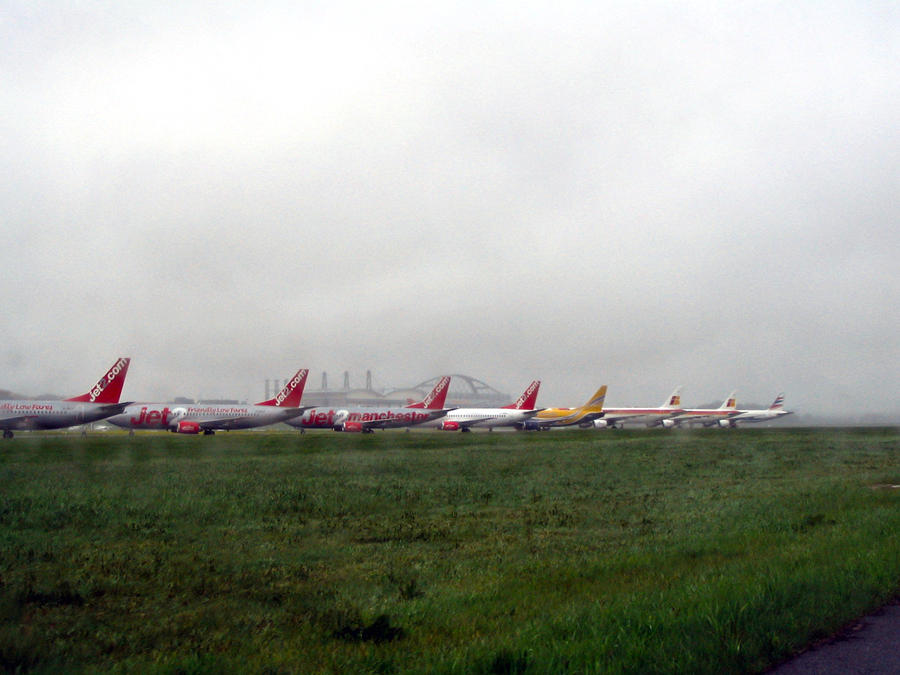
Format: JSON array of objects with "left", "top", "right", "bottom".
[{"left": 1, "top": 428, "right": 898, "bottom": 673}]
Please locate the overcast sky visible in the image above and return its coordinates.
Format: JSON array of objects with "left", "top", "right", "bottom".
[{"left": 1, "top": 1, "right": 897, "bottom": 417}]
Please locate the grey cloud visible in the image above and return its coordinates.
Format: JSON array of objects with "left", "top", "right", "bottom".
[{"left": 1, "top": 1, "right": 897, "bottom": 418}]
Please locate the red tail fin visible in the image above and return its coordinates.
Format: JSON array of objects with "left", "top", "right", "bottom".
[
  {"left": 66, "top": 357, "right": 131, "bottom": 404},
  {"left": 502, "top": 380, "right": 541, "bottom": 409},
  {"left": 407, "top": 376, "right": 451, "bottom": 409},
  {"left": 257, "top": 369, "right": 309, "bottom": 407}
]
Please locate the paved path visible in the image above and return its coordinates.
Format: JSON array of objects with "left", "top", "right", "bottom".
[{"left": 770, "top": 599, "right": 900, "bottom": 674}]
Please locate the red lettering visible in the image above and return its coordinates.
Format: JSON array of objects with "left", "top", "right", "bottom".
[
  {"left": 129, "top": 406, "right": 147, "bottom": 425},
  {"left": 126, "top": 406, "right": 173, "bottom": 427}
]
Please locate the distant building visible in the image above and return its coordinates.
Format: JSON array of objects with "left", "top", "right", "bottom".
[
  {"left": 413, "top": 375, "right": 510, "bottom": 407},
  {"left": 271, "top": 372, "right": 510, "bottom": 408}
]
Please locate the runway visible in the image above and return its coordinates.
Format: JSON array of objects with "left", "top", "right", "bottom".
[{"left": 771, "top": 598, "right": 900, "bottom": 674}]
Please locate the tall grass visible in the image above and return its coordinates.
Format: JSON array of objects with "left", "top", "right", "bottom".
[{"left": 0, "top": 428, "right": 898, "bottom": 673}]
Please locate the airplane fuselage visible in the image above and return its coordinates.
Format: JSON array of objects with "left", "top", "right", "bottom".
[
  {"left": 0, "top": 400, "right": 129, "bottom": 431},
  {"left": 522, "top": 385, "right": 607, "bottom": 430},
  {"left": 287, "top": 406, "right": 447, "bottom": 430},
  {"left": 595, "top": 407, "right": 684, "bottom": 428},
  {"left": 727, "top": 409, "right": 792, "bottom": 424},
  {"left": 1, "top": 357, "right": 132, "bottom": 438},
  {"left": 669, "top": 410, "right": 739, "bottom": 427},
  {"left": 425, "top": 407, "right": 539, "bottom": 430},
  {"left": 531, "top": 407, "right": 604, "bottom": 428},
  {"left": 107, "top": 403, "right": 305, "bottom": 432}
]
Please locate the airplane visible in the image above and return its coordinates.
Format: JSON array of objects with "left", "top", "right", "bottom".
[
  {"left": 517, "top": 385, "right": 607, "bottom": 430},
  {"left": 286, "top": 376, "right": 453, "bottom": 432},
  {"left": 592, "top": 386, "right": 684, "bottom": 429},
  {"left": 106, "top": 368, "right": 310, "bottom": 434},
  {"left": 1, "top": 357, "right": 132, "bottom": 438},
  {"left": 724, "top": 393, "right": 793, "bottom": 426},
  {"left": 426, "top": 380, "right": 543, "bottom": 431},
  {"left": 666, "top": 391, "right": 739, "bottom": 428}
]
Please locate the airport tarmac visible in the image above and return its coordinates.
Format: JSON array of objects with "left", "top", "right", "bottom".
[{"left": 770, "top": 597, "right": 900, "bottom": 674}]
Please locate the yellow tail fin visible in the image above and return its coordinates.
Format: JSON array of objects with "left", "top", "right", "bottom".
[{"left": 584, "top": 385, "right": 607, "bottom": 410}]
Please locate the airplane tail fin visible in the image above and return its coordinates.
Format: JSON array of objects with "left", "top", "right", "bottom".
[
  {"left": 719, "top": 391, "right": 737, "bottom": 410},
  {"left": 258, "top": 369, "right": 309, "bottom": 407},
  {"left": 583, "top": 385, "right": 607, "bottom": 411},
  {"left": 663, "top": 386, "right": 683, "bottom": 409},
  {"left": 66, "top": 357, "right": 131, "bottom": 404},
  {"left": 502, "top": 380, "right": 541, "bottom": 409},
  {"left": 407, "top": 376, "right": 451, "bottom": 409},
  {"left": 769, "top": 393, "right": 785, "bottom": 410}
]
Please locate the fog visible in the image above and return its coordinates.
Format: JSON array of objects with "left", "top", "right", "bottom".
[{"left": 2, "top": 2, "right": 897, "bottom": 418}]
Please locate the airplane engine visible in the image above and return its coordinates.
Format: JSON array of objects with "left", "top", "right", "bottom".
[
  {"left": 718, "top": 419, "right": 734, "bottom": 428},
  {"left": 440, "top": 421, "right": 460, "bottom": 431},
  {"left": 593, "top": 419, "right": 609, "bottom": 429},
  {"left": 661, "top": 418, "right": 677, "bottom": 428},
  {"left": 521, "top": 420, "right": 546, "bottom": 431},
  {"left": 340, "top": 421, "right": 363, "bottom": 433},
  {"left": 175, "top": 420, "right": 201, "bottom": 434}
]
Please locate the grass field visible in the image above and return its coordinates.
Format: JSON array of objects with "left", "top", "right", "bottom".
[{"left": 1, "top": 427, "right": 898, "bottom": 674}]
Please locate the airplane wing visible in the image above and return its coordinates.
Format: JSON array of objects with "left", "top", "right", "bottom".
[
  {"left": 360, "top": 418, "right": 412, "bottom": 430},
  {"left": 197, "top": 407, "right": 310, "bottom": 431},
  {"left": 506, "top": 409, "right": 546, "bottom": 425},
  {"left": 521, "top": 409, "right": 546, "bottom": 417},
  {"left": 361, "top": 408, "right": 454, "bottom": 430},
  {"left": 516, "top": 416, "right": 556, "bottom": 430},
  {"left": 278, "top": 407, "right": 311, "bottom": 420},
  {"left": 197, "top": 418, "right": 256, "bottom": 431},
  {"left": 646, "top": 414, "right": 681, "bottom": 427},
  {"left": 96, "top": 402, "right": 134, "bottom": 416},
  {"left": 453, "top": 418, "right": 491, "bottom": 430},
  {"left": 466, "top": 408, "right": 546, "bottom": 429}
]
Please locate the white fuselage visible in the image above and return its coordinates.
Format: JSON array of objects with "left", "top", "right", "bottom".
[
  {"left": 424, "top": 407, "right": 540, "bottom": 430},
  {"left": 727, "top": 409, "right": 792, "bottom": 424},
  {"left": 107, "top": 403, "right": 305, "bottom": 432},
  {"left": 286, "top": 406, "right": 448, "bottom": 430},
  {"left": 595, "top": 407, "right": 684, "bottom": 428},
  {"left": 668, "top": 408, "right": 740, "bottom": 427}
]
